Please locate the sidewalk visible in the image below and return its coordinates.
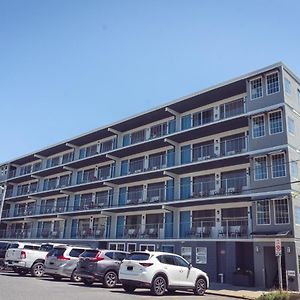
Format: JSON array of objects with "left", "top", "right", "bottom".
[{"left": 207, "top": 282, "right": 266, "bottom": 299}]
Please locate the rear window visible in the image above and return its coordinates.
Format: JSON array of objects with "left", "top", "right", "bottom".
[
  {"left": 80, "top": 250, "right": 99, "bottom": 258},
  {"left": 48, "top": 247, "right": 66, "bottom": 257},
  {"left": 0, "top": 242, "right": 8, "bottom": 249},
  {"left": 23, "top": 245, "right": 40, "bottom": 250},
  {"left": 40, "top": 244, "right": 54, "bottom": 252},
  {"left": 69, "top": 248, "right": 85, "bottom": 258},
  {"left": 8, "top": 243, "right": 19, "bottom": 249},
  {"left": 127, "top": 253, "right": 150, "bottom": 261}
]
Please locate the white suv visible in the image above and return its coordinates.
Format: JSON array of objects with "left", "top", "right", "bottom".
[{"left": 119, "top": 251, "right": 209, "bottom": 296}]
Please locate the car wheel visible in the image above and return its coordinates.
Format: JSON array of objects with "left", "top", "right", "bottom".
[
  {"left": 17, "top": 269, "right": 28, "bottom": 276},
  {"left": 31, "top": 262, "right": 44, "bottom": 277},
  {"left": 103, "top": 271, "right": 117, "bottom": 288},
  {"left": 83, "top": 279, "right": 94, "bottom": 286},
  {"left": 0, "top": 261, "right": 5, "bottom": 270},
  {"left": 52, "top": 275, "right": 62, "bottom": 281},
  {"left": 151, "top": 276, "right": 166, "bottom": 296},
  {"left": 71, "top": 269, "right": 82, "bottom": 282},
  {"left": 122, "top": 284, "right": 136, "bottom": 293},
  {"left": 194, "top": 277, "right": 207, "bottom": 296}
]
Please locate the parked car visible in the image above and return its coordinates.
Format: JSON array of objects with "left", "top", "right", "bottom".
[
  {"left": 44, "top": 245, "right": 91, "bottom": 282},
  {"left": 0, "top": 241, "right": 11, "bottom": 270},
  {"left": 77, "top": 249, "right": 128, "bottom": 287},
  {"left": 119, "top": 251, "right": 209, "bottom": 296},
  {"left": 5, "top": 243, "right": 59, "bottom": 277}
]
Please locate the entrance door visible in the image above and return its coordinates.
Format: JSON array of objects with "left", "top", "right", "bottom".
[{"left": 263, "top": 246, "right": 286, "bottom": 289}]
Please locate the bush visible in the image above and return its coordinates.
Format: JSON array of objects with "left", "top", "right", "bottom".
[{"left": 256, "top": 292, "right": 300, "bottom": 300}]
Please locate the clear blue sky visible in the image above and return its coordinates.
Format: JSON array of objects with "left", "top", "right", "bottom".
[{"left": 1, "top": 0, "right": 300, "bottom": 163}]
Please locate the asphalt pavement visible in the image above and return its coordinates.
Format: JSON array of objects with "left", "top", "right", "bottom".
[{"left": 0, "top": 271, "right": 237, "bottom": 300}]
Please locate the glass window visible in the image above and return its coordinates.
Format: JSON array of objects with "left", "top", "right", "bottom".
[
  {"left": 250, "top": 78, "right": 263, "bottom": 99},
  {"left": 256, "top": 200, "right": 270, "bottom": 225},
  {"left": 127, "top": 253, "right": 150, "bottom": 260},
  {"left": 269, "top": 111, "right": 283, "bottom": 134},
  {"left": 254, "top": 156, "right": 268, "bottom": 180},
  {"left": 295, "top": 207, "right": 300, "bottom": 225},
  {"left": 69, "top": 248, "right": 86, "bottom": 257},
  {"left": 266, "top": 72, "right": 280, "bottom": 95},
  {"left": 284, "top": 78, "right": 291, "bottom": 95},
  {"left": 181, "top": 247, "right": 192, "bottom": 263},
  {"left": 174, "top": 256, "right": 189, "bottom": 267},
  {"left": 252, "top": 115, "right": 265, "bottom": 138},
  {"left": 288, "top": 117, "right": 295, "bottom": 135},
  {"left": 202, "top": 108, "right": 214, "bottom": 124},
  {"left": 291, "top": 161, "right": 298, "bottom": 178},
  {"left": 131, "top": 130, "right": 145, "bottom": 144},
  {"left": 196, "top": 247, "right": 207, "bottom": 264},
  {"left": 272, "top": 153, "right": 286, "bottom": 178},
  {"left": 274, "top": 198, "right": 289, "bottom": 224},
  {"left": 158, "top": 255, "right": 176, "bottom": 265}
]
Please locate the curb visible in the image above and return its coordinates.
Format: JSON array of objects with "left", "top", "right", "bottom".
[{"left": 206, "top": 290, "right": 255, "bottom": 300}]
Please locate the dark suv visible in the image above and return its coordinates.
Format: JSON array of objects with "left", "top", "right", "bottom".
[
  {"left": 77, "top": 249, "right": 128, "bottom": 287},
  {"left": 0, "top": 241, "right": 11, "bottom": 269}
]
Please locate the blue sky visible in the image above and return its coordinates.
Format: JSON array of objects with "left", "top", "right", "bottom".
[{"left": 1, "top": 0, "right": 300, "bottom": 163}]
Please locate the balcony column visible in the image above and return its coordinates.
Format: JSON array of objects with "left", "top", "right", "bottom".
[
  {"left": 214, "top": 106, "right": 220, "bottom": 121},
  {"left": 143, "top": 184, "right": 147, "bottom": 202},
  {"left": 215, "top": 208, "right": 222, "bottom": 238},
  {"left": 89, "top": 216, "right": 94, "bottom": 230},
  {"left": 173, "top": 210, "right": 180, "bottom": 238},
  {"left": 145, "top": 128, "right": 151, "bottom": 140},
  {"left": 141, "top": 214, "right": 146, "bottom": 235},
  {"left": 246, "top": 168, "right": 251, "bottom": 190},
  {"left": 215, "top": 173, "right": 221, "bottom": 194},
  {"left": 247, "top": 206, "right": 252, "bottom": 236},
  {"left": 144, "top": 156, "right": 149, "bottom": 170}
]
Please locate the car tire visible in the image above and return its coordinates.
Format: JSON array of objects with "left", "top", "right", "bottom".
[
  {"left": 0, "top": 261, "right": 5, "bottom": 270},
  {"left": 71, "top": 269, "right": 82, "bottom": 282},
  {"left": 194, "top": 277, "right": 207, "bottom": 296},
  {"left": 31, "top": 262, "right": 44, "bottom": 277},
  {"left": 103, "top": 271, "right": 117, "bottom": 288},
  {"left": 52, "top": 275, "right": 62, "bottom": 281},
  {"left": 151, "top": 276, "right": 167, "bottom": 296},
  {"left": 83, "top": 279, "right": 94, "bottom": 286},
  {"left": 122, "top": 284, "right": 136, "bottom": 293},
  {"left": 17, "top": 269, "right": 28, "bottom": 276}
]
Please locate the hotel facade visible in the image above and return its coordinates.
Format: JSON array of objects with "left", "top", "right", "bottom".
[{"left": 1, "top": 62, "right": 300, "bottom": 290}]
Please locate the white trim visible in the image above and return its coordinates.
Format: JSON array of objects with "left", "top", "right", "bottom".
[
  {"left": 271, "top": 152, "right": 287, "bottom": 179},
  {"left": 250, "top": 76, "right": 263, "bottom": 100},
  {"left": 108, "top": 242, "right": 125, "bottom": 251},
  {"left": 256, "top": 199, "right": 271, "bottom": 225},
  {"left": 266, "top": 71, "right": 280, "bottom": 96},
  {"left": 268, "top": 110, "right": 284, "bottom": 135},
  {"left": 139, "top": 244, "right": 155, "bottom": 251},
  {"left": 252, "top": 114, "right": 266, "bottom": 139},
  {"left": 273, "top": 197, "right": 290, "bottom": 225},
  {"left": 253, "top": 155, "right": 268, "bottom": 181}
]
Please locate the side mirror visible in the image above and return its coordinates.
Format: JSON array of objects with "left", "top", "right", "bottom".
[{"left": 188, "top": 263, "right": 192, "bottom": 269}]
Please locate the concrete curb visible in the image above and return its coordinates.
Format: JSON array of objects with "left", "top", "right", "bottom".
[{"left": 206, "top": 290, "right": 256, "bottom": 300}]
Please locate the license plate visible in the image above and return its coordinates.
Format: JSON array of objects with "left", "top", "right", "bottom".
[{"left": 127, "top": 266, "right": 133, "bottom": 271}]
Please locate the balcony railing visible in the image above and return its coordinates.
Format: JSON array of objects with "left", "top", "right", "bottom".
[
  {"left": 124, "top": 187, "right": 166, "bottom": 205},
  {"left": 70, "top": 226, "right": 106, "bottom": 239},
  {"left": 180, "top": 218, "right": 250, "bottom": 239},
  {"left": 117, "top": 223, "right": 165, "bottom": 239}
]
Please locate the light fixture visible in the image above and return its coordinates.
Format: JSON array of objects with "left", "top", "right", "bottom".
[{"left": 255, "top": 246, "right": 260, "bottom": 253}]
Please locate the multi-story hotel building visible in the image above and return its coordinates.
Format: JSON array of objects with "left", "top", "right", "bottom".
[{"left": 1, "top": 62, "right": 300, "bottom": 290}]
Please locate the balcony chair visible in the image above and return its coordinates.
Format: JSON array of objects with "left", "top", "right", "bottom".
[{"left": 148, "top": 228, "right": 158, "bottom": 238}]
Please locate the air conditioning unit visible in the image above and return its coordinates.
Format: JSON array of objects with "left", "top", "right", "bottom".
[{"left": 150, "top": 196, "right": 160, "bottom": 202}]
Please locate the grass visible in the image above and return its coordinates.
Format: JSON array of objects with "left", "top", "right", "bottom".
[{"left": 256, "top": 291, "right": 300, "bottom": 300}]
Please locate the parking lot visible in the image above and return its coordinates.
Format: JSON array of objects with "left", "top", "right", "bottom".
[{"left": 0, "top": 271, "right": 236, "bottom": 300}]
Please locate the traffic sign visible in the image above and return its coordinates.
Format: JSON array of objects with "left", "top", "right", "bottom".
[{"left": 275, "top": 239, "right": 282, "bottom": 256}]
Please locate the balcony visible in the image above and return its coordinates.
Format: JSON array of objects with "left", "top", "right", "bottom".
[
  {"left": 181, "top": 218, "right": 250, "bottom": 239},
  {"left": 116, "top": 223, "right": 165, "bottom": 239},
  {"left": 70, "top": 226, "right": 106, "bottom": 239}
]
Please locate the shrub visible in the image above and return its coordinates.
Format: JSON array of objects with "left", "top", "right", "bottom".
[{"left": 256, "top": 292, "right": 300, "bottom": 300}]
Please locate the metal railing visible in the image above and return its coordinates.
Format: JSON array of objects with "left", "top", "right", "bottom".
[{"left": 117, "top": 223, "right": 165, "bottom": 239}]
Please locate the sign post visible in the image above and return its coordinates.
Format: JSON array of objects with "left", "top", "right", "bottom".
[{"left": 275, "top": 239, "right": 283, "bottom": 291}]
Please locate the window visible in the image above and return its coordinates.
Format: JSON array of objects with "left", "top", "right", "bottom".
[
  {"left": 288, "top": 117, "right": 295, "bottom": 135},
  {"left": 250, "top": 77, "right": 263, "bottom": 99},
  {"left": 158, "top": 255, "right": 176, "bottom": 265},
  {"left": 139, "top": 244, "right": 155, "bottom": 251},
  {"left": 295, "top": 207, "right": 300, "bottom": 225},
  {"left": 196, "top": 247, "right": 207, "bottom": 264},
  {"left": 181, "top": 247, "right": 192, "bottom": 263},
  {"left": 219, "top": 98, "right": 244, "bottom": 119},
  {"left": 291, "top": 161, "right": 298, "bottom": 178},
  {"left": 284, "top": 78, "right": 291, "bottom": 95},
  {"left": 271, "top": 153, "right": 286, "bottom": 178},
  {"left": 69, "top": 248, "right": 85, "bottom": 257},
  {"left": 127, "top": 243, "right": 136, "bottom": 252},
  {"left": 254, "top": 156, "right": 268, "bottom": 180},
  {"left": 256, "top": 200, "right": 270, "bottom": 225},
  {"left": 131, "top": 129, "right": 145, "bottom": 144},
  {"left": 266, "top": 72, "right": 280, "bottom": 95},
  {"left": 274, "top": 198, "right": 289, "bottom": 224},
  {"left": 109, "top": 243, "right": 125, "bottom": 251},
  {"left": 252, "top": 115, "right": 265, "bottom": 138},
  {"left": 269, "top": 111, "right": 283, "bottom": 134},
  {"left": 174, "top": 256, "right": 189, "bottom": 267}
]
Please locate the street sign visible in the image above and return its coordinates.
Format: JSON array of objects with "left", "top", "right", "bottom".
[{"left": 275, "top": 239, "right": 282, "bottom": 256}]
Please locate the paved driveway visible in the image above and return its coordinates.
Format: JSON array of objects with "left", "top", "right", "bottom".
[{"left": 0, "top": 271, "right": 237, "bottom": 300}]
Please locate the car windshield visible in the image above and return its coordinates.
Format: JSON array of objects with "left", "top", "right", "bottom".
[
  {"left": 80, "top": 250, "right": 99, "bottom": 258},
  {"left": 8, "top": 243, "right": 19, "bottom": 249},
  {"left": 127, "top": 253, "right": 150, "bottom": 261}
]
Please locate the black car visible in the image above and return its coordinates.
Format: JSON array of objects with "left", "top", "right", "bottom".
[{"left": 0, "top": 241, "right": 16, "bottom": 270}]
